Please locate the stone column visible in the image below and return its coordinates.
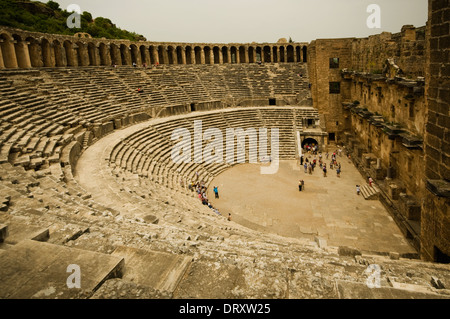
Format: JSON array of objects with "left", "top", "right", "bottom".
[
  {"left": 226, "top": 48, "right": 231, "bottom": 64},
  {"left": 283, "top": 46, "right": 288, "bottom": 63},
  {"left": 0, "top": 38, "right": 18, "bottom": 68},
  {"left": 94, "top": 45, "right": 102, "bottom": 66},
  {"left": 76, "top": 43, "right": 88, "bottom": 66},
  {"left": 124, "top": 47, "right": 132, "bottom": 65},
  {"left": 0, "top": 46, "right": 4, "bottom": 68},
  {"left": 170, "top": 49, "right": 177, "bottom": 65},
  {"left": 235, "top": 50, "right": 240, "bottom": 64},
  {"left": 15, "top": 40, "right": 31, "bottom": 68},
  {"left": 209, "top": 49, "right": 214, "bottom": 65},
  {"left": 142, "top": 47, "right": 150, "bottom": 65},
  {"left": 151, "top": 46, "right": 159, "bottom": 64},
  {"left": 251, "top": 49, "right": 256, "bottom": 63},
  {"left": 219, "top": 50, "right": 223, "bottom": 64},
  {"left": 102, "top": 45, "right": 112, "bottom": 66},
  {"left": 163, "top": 47, "right": 169, "bottom": 65},
  {"left": 200, "top": 47, "right": 205, "bottom": 64}
]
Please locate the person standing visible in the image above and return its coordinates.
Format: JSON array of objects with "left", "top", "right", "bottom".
[
  {"left": 356, "top": 185, "right": 361, "bottom": 195},
  {"left": 369, "top": 177, "right": 373, "bottom": 187},
  {"left": 214, "top": 186, "right": 219, "bottom": 199},
  {"left": 301, "top": 180, "right": 305, "bottom": 191},
  {"left": 323, "top": 166, "right": 327, "bottom": 177},
  {"left": 299, "top": 180, "right": 303, "bottom": 192}
]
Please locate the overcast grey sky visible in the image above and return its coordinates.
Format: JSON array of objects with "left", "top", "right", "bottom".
[{"left": 54, "top": 0, "right": 428, "bottom": 43}]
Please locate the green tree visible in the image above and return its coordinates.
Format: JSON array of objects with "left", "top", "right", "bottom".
[{"left": 47, "top": 1, "right": 60, "bottom": 11}]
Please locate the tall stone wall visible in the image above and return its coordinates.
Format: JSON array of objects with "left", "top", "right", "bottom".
[
  {"left": 351, "top": 26, "right": 427, "bottom": 77},
  {"left": 421, "top": 0, "right": 450, "bottom": 263},
  {"left": 308, "top": 38, "right": 353, "bottom": 142},
  {"left": 308, "top": 18, "right": 449, "bottom": 262}
]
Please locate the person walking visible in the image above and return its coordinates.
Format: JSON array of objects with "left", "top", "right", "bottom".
[
  {"left": 213, "top": 186, "right": 219, "bottom": 199},
  {"left": 356, "top": 185, "right": 361, "bottom": 195},
  {"left": 323, "top": 166, "right": 327, "bottom": 177},
  {"left": 298, "top": 180, "right": 303, "bottom": 192}
]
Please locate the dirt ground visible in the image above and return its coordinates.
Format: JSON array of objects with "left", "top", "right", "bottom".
[{"left": 207, "top": 157, "right": 417, "bottom": 255}]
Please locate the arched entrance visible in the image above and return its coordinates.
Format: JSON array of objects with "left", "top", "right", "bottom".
[{"left": 301, "top": 138, "right": 319, "bottom": 150}]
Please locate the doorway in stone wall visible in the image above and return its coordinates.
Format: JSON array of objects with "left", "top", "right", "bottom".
[
  {"left": 269, "top": 98, "right": 276, "bottom": 106},
  {"left": 435, "top": 246, "right": 450, "bottom": 264}
]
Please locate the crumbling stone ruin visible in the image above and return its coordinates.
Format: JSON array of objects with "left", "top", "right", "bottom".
[{"left": 0, "top": 0, "right": 448, "bottom": 300}]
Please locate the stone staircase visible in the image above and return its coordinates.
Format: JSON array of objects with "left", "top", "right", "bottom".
[{"left": 360, "top": 183, "right": 380, "bottom": 200}]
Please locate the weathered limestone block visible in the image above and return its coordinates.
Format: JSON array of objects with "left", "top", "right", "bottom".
[
  {"left": 60, "top": 141, "right": 82, "bottom": 167},
  {"left": 338, "top": 246, "right": 362, "bottom": 257},
  {"left": 389, "top": 184, "right": 400, "bottom": 200}
]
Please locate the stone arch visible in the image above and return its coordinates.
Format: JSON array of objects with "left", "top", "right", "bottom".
[
  {"left": 248, "top": 46, "right": 255, "bottom": 63},
  {"left": 194, "top": 46, "right": 202, "bottom": 64},
  {"left": 0, "top": 32, "right": 17, "bottom": 68},
  {"left": 302, "top": 46, "right": 307, "bottom": 62},
  {"left": 76, "top": 41, "right": 88, "bottom": 66},
  {"left": 256, "top": 47, "right": 262, "bottom": 62},
  {"left": 263, "top": 46, "right": 271, "bottom": 63},
  {"left": 53, "top": 40, "right": 65, "bottom": 67},
  {"left": 239, "top": 46, "right": 246, "bottom": 64},
  {"left": 99, "top": 43, "right": 110, "bottom": 66},
  {"left": 110, "top": 43, "right": 120, "bottom": 65},
  {"left": 149, "top": 45, "right": 158, "bottom": 64},
  {"left": 130, "top": 44, "right": 140, "bottom": 65},
  {"left": 41, "top": 38, "right": 54, "bottom": 67},
  {"left": 302, "top": 137, "right": 319, "bottom": 149},
  {"left": 272, "top": 46, "right": 278, "bottom": 63},
  {"left": 26, "top": 37, "right": 42, "bottom": 67},
  {"left": 140, "top": 45, "right": 149, "bottom": 65},
  {"left": 87, "top": 42, "right": 98, "bottom": 66},
  {"left": 176, "top": 46, "right": 184, "bottom": 64},
  {"left": 296, "top": 46, "right": 301, "bottom": 62},
  {"left": 287, "top": 45, "right": 294, "bottom": 63},
  {"left": 204, "top": 46, "right": 211, "bottom": 64},
  {"left": 185, "top": 46, "right": 193, "bottom": 64},
  {"left": 230, "top": 46, "right": 237, "bottom": 64},
  {"left": 157, "top": 45, "right": 166, "bottom": 64},
  {"left": 120, "top": 44, "right": 131, "bottom": 65},
  {"left": 12, "top": 34, "right": 31, "bottom": 68},
  {"left": 167, "top": 46, "right": 175, "bottom": 64},
  {"left": 64, "top": 40, "right": 77, "bottom": 66},
  {"left": 221, "top": 46, "right": 229, "bottom": 64},
  {"left": 280, "top": 46, "right": 285, "bottom": 62},
  {"left": 213, "top": 46, "right": 220, "bottom": 64}
]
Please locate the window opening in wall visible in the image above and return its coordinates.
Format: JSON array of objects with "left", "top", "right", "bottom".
[
  {"left": 391, "top": 105, "right": 395, "bottom": 119},
  {"left": 329, "top": 57, "right": 340, "bottom": 68},
  {"left": 269, "top": 98, "right": 276, "bottom": 106},
  {"left": 329, "top": 82, "right": 341, "bottom": 94},
  {"left": 328, "top": 133, "right": 336, "bottom": 141},
  {"left": 409, "top": 102, "right": 415, "bottom": 118},
  {"left": 190, "top": 103, "right": 196, "bottom": 112}
]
